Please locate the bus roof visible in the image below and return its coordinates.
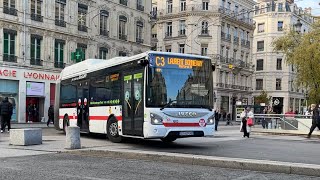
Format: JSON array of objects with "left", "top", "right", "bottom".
[{"left": 60, "top": 51, "right": 211, "bottom": 80}]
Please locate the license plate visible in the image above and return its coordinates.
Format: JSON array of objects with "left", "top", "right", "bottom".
[{"left": 179, "top": 131, "right": 194, "bottom": 136}]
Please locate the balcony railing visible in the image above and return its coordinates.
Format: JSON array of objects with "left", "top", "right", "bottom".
[
  {"left": 221, "top": 32, "right": 226, "bottom": 40},
  {"left": 78, "top": 25, "right": 88, "bottom": 32},
  {"left": 246, "top": 87, "right": 251, "bottom": 91},
  {"left": 217, "top": 83, "right": 225, "bottom": 88},
  {"left": 55, "top": 19, "right": 66, "bottom": 27},
  {"left": 136, "top": 38, "right": 144, "bottom": 44},
  {"left": 241, "top": 39, "right": 246, "bottom": 46},
  {"left": 158, "top": 5, "right": 255, "bottom": 27},
  {"left": 212, "top": 55, "right": 251, "bottom": 70},
  {"left": 54, "top": 61, "right": 65, "bottom": 69},
  {"left": 31, "top": 13, "right": 43, "bottom": 22},
  {"left": 3, "top": 54, "right": 17, "bottom": 63},
  {"left": 178, "top": 30, "right": 186, "bottom": 36},
  {"left": 225, "top": 84, "right": 232, "bottom": 89},
  {"left": 200, "top": 30, "right": 211, "bottom": 37},
  {"left": 100, "top": 30, "right": 109, "bottom": 37},
  {"left": 119, "top": 34, "right": 127, "bottom": 41},
  {"left": 137, "top": 4, "right": 144, "bottom": 11},
  {"left": 120, "top": 0, "right": 127, "bottom": 6},
  {"left": 30, "top": 59, "right": 43, "bottom": 66},
  {"left": 165, "top": 32, "right": 172, "bottom": 39},
  {"left": 3, "top": 6, "right": 17, "bottom": 16}
]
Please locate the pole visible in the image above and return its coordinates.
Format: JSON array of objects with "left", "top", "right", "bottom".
[{"left": 23, "top": 0, "right": 26, "bottom": 64}]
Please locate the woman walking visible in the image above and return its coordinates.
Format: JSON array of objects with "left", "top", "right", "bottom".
[{"left": 240, "top": 107, "right": 254, "bottom": 138}]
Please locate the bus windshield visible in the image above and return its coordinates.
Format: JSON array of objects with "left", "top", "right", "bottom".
[{"left": 146, "top": 54, "right": 213, "bottom": 109}]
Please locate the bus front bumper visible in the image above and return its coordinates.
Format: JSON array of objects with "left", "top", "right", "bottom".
[{"left": 144, "top": 124, "right": 215, "bottom": 139}]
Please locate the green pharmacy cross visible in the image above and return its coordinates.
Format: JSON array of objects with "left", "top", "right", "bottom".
[{"left": 71, "top": 48, "right": 85, "bottom": 62}]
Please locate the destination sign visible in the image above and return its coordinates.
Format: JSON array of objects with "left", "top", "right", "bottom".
[{"left": 150, "top": 55, "right": 204, "bottom": 69}]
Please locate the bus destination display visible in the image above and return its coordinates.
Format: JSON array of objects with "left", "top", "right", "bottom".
[{"left": 150, "top": 55, "right": 204, "bottom": 69}]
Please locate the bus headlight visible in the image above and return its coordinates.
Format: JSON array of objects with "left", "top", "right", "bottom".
[
  {"left": 150, "top": 113, "right": 163, "bottom": 125},
  {"left": 207, "top": 115, "right": 215, "bottom": 125}
]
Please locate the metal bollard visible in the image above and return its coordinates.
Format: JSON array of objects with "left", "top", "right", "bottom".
[{"left": 65, "top": 126, "right": 81, "bottom": 149}]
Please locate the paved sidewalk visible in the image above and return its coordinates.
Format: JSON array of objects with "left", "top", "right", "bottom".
[{"left": 252, "top": 127, "right": 320, "bottom": 137}]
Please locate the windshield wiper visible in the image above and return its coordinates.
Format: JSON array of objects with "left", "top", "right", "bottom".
[{"left": 160, "top": 100, "right": 177, "bottom": 110}]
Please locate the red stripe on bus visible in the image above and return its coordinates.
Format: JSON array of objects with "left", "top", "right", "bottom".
[
  {"left": 162, "top": 123, "right": 200, "bottom": 127},
  {"left": 59, "top": 115, "right": 122, "bottom": 121}
]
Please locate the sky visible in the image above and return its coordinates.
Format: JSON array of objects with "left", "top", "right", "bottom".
[{"left": 295, "top": 0, "right": 320, "bottom": 16}]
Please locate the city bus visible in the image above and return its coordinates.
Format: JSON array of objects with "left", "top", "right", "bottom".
[{"left": 54, "top": 51, "right": 215, "bottom": 143}]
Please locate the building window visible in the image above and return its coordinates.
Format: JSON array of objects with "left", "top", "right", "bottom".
[
  {"left": 285, "top": 2, "right": 291, "bottom": 12},
  {"left": 55, "top": 0, "right": 66, "bottom": 27},
  {"left": 3, "top": 30, "right": 17, "bottom": 63},
  {"left": 136, "top": 21, "right": 144, "bottom": 43},
  {"left": 220, "top": 46, "right": 224, "bottom": 56},
  {"left": 166, "top": 22, "right": 172, "bottom": 37},
  {"left": 119, "top": 51, "right": 127, "bottom": 56},
  {"left": 137, "top": 0, "right": 144, "bottom": 11},
  {"left": 31, "top": 0, "right": 43, "bottom": 22},
  {"left": 54, "top": 40, "right": 65, "bottom": 68},
  {"left": 233, "top": 49, "right": 237, "bottom": 59},
  {"left": 119, "top": 15, "right": 127, "bottom": 41},
  {"left": 201, "top": 21, "right": 209, "bottom": 35},
  {"left": 202, "top": 0, "right": 209, "bottom": 10},
  {"left": 256, "top": 59, "right": 263, "bottom": 71},
  {"left": 120, "top": 0, "right": 127, "bottom": 6},
  {"left": 278, "top": 3, "right": 283, "bottom": 12},
  {"left": 179, "top": 20, "right": 186, "bottom": 35},
  {"left": 219, "top": 71, "right": 223, "bottom": 83},
  {"left": 167, "top": 0, "right": 173, "bottom": 13},
  {"left": 78, "top": 4, "right": 88, "bottom": 32},
  {"left": 99, "top": 48, "right": 108, "bottom": 60},
  {"left": 266, "top": 3, "right": 271, "bottom": 12},
  {"left": 276, "top": 79, "right": 282, "bottom": 90},
  {"left": 3, "top": 0, "right": 17, "bottom": 16},
  {"left": 201, "top": 44, "right": 208, "bottom": 56},
  {"left": 278, "top": 21, "right": 283, "bottom": 31},
  {"left": 225, "top": 72, "right": 229, "bottom": 84},
  {"left": 165, "top": 46, "right": 171, "bottom": 52},
  {"left": 258, "top": 23, "right": 265, "bottom": 33},
  {"left": 277, "top": 58, "right": 282, "bottom": 70},
  {"left": 260, "top": 5, "right": 265, "bottom": 14},
  {"left": 256, "top": 79, "right": 263, "bottom": 90},
  {"left": 100, "top": 10, "right": 109, "bottom": 37},
  {"left": 254, "top": 6, "right": 259, "bottom": 15},
  {"left": 257, "top": 41, "right": 264, "bottom": 52},
  {"left": 179, "top": 44, "right": 185, "bottom": 53},
  {"left": 180, "top": 0, "right": 186, "bottom": 11},
  {"left": 30, "top": 35, "right": 42, "bottom": 66}
]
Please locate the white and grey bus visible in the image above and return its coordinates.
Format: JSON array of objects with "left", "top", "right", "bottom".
[{"left": 54, "top": 51, "right": 215, "bottom": 142}]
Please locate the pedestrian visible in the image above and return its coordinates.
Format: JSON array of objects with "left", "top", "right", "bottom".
[
  {"left": 262, "top": 107, "right": 268, "bottom": 129},
  {"left": 306, "top": 104, "right": 320, "bottom": 138},
  {"left": 240, "top": 107, "right": 254, "bottom": 138},
  {"left": 215, "top": 110, "right": 220, "bottom": 131},
  {"left": 0, "top": 97, "right": 13, "bottom": 133},
  {"left": 27, "top": 104, "right": 33, "bottom": 122},
  {"left": 47, "top": 105, "right": 54, "bottom": 127},
  {"left": 226, "top": 113, "right": 233, "bottom": 125},
  {"left": 33, "top": 104, "right": 38, "bottom": 122}
]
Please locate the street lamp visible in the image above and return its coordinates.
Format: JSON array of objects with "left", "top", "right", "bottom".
[{"left": 295, "top": 19, "right": 302, "bottom": 33}]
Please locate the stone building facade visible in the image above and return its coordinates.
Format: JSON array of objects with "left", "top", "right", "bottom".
[
  {"left": 0, "top": 0, "right": 152, "bottom": 123},
  {"left": 153, "top": 0, "right": 255, "bottom": 119},
  {"left": 253, "top": 0, "right": 314, "bottom": 114}
]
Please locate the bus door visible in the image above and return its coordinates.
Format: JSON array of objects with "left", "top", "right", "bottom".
[
  {"left": 77, "top": 81, "right": 89, "bottom": 132},
  {"left": 122, "top": 70, "right": 144, "bottom": 136}
]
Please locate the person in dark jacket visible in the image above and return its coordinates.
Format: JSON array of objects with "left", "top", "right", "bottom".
[
  {"left": 214, "top": 110, "right": 219, "bottom": 131},
  {"left": 0, "top": 97, "right": 13, "bottom": 133},
  {"left": 47, "top": 105, "right": 54, "bottom": 127},
  {"left": 306, "top": 104, "right": 320, "bottom": 138}
]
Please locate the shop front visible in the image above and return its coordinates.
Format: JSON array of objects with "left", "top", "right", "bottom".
[{"left": 0, "top": 67, "right": 60, "bottom": 123}]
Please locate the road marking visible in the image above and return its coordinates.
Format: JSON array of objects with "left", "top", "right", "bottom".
[{"left": 60, "top": 174, "right": 112, "bottom": 180}]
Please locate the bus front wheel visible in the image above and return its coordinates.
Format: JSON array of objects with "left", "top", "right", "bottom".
[
  {"left": 107, "top": 118, "right": 122, "bottom": 143},
  {"left": 160, "top": 136, "right": 177, "bottom": 143}
]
